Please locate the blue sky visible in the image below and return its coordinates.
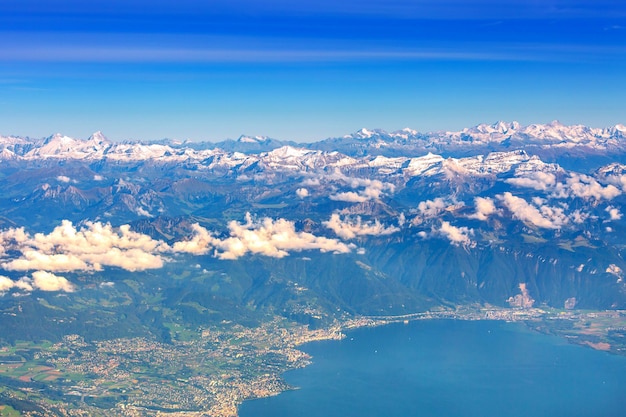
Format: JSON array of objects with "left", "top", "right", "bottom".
[{"left": 0, "top": 0, "right": 624, "bottom": 142}]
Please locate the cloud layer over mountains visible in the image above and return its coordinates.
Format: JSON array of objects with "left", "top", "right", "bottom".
[
  {"left": 0, "top": 121, "right": 625, "bottom": 301},
  {"left": 0, "top": 221, "right": 168, "bottom": 273},
  {"left": 174, "top": 213, "right": 354, "bottom": 259},
  {"left": 0, "top": 215, "right": 358, "bottom": 293}
]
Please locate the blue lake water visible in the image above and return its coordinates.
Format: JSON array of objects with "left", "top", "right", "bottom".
[{"left": 239, "top": 320, "right": 626, "bottom": 417}]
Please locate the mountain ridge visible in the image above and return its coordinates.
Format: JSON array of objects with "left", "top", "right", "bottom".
[{"left": 3, "top": 120, "right": 626, "bottom": 161}]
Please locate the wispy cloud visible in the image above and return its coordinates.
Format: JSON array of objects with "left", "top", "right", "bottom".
[
  {"left": 324, "top": 214, "right": 399, "bottom": 239},
  {"left": 0, "top": 45, "right": 539, "bottom": 64},
  {"left": 506, "top": 171, "right": 556, "bottom": 191},
  {"left": 3, "top": 30, "right": 622, "bottom": 65},
  {"left": 328, "top": 175, "right": 395, "bottom": 203}
]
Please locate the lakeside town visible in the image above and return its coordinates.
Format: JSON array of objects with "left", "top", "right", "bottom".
[{"left": 1, "top": 305, "right": 626, "bottom": 416}]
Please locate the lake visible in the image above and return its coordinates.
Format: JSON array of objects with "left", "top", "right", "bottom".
[{"left": 239, "top": 320, "right": 626, "bottom": 417}]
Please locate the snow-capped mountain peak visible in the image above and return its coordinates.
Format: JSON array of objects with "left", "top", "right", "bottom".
[
  {"left": 266, "top": 145, "right": 311, "bottom": 159},
  {"left": 460, "top": 120, "right": 520, "bottom": 136},
  {"left": 88, "top": 131, "right": 109, "bottom": 144},
  {"left": 345, "top": 128, "right": 388, "bottom": 140},
  {"left": 357, "top": 128, "right": 375, "bottom": 138},
  {"left": 43, "top": 133, "right": 73, "bottom": 144}
]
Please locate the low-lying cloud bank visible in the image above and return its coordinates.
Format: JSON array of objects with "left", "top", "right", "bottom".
[
  {"left": 0, "top": 215, "right": 355, "bottom": 292},
  {"left": 0, "top": 213, "right": 355, "bottom": 293},
  {"left": 174, "top": 213, "right": 353, "bottom": 260},
  {"left": 0, "top": 220, "right": 168, "bottom": 273}
]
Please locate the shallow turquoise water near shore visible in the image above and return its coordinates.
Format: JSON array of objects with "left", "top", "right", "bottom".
[{"left": 239, "top": 320, "right": 626, "bottom": 417}]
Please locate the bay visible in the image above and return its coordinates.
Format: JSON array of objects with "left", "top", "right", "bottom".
[{"left": 240, "top": 320, "right": 626, "bottom": 417}]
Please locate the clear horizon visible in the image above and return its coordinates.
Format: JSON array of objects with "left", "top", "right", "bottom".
[{"left": 1, "top": 0, "right": 625, "bottom": 142}]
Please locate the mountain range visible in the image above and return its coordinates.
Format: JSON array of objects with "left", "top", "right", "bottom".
[
  {"left": 1, "top": 120, "right": 626, "bottom": 337},
  {"left": 3, "top": 120, "right": 626, "bottom": 160}
]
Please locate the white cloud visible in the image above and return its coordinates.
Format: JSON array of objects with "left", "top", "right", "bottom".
[
  {"left": 4, "top": 251, "right": 89, "bottom": 272},
  {"left": 606, "top": 206, "right": 622, "bottom": 220},
  {"left": 301, "top": 177, "right": 320, "bottom": 187},
  {"left": 441, "top": 158, "right": 469, "bottom": 179},
  {"left": 56, "top": 175, "right": 71, "bottom": 183},
  {"left": 0, "top": 272, "right": 73, "bottom": 293},
  {"left": 555, "top": 174, "right": 621, "bottom": 200},
  {"left": 135, "top": 207, "right": 152, "bottom": 217},
  {"left": 469, "top": 196, "right": 496, "bottom": 221},
  {"left": 0, "top": 276, "right": 14, "bottom": 292},
  {"left": 531, "top": 196, "right": 546, "bottom": 206},
  {"left": 540, "top": 205, "right": 568, "bottom": 225},
  {"left": 0, "top": 227, "right": 29, "bottom": 244},
  {"left": 93, "top": 174, "right": 104, "bottom": 181},
  {"left": 417, "top": 198, "right": 447, "bottom": 218},
  {"left": 14, "top": 278, "right": 33, "bottom": 292},
  {"left": 569, "top": 209, "right": 589, "bottom": 224},
  {"left": 174, "top": 213, "right": 354, "bottom": 260},
  {"left": 296, "top": 188, "right": 309, "bottom": 198},
  {"left": 330, "top": 191, "right": 367, "bottom": 203},
  {"left": 0, "top": 215, "right": 359, "bottom": 287},
  {"left": 498, "top": 192, "right": 566, "bottom": 229},
  {"left": 507, "top": 282, "right": 534, "bottom": 308},
  {"left": 604, "top": 173, "right": 626, "bottom": 191},
  {"left": 329, "top": 176, "right": 394, "bottom": 203},
  {"left": 506, "top": 172, "right": 556, "bottom": 191},
  {"left": 411, "top": 198, "right": 462, "bottom": 226},
  {"left": 31, "top": 271, "right": 75, "bottom": 292},
  {"left": 172, "top": 223, "right": 214, "bottom": 255},
  {"left": 438, "top": 221, "right": 473, "bottom": 246},
  {"left": 323, "top": 214, "right": 399, "bottom": 239},
  {"left": 507, "top": 171, "right": 620, "bottom": 201},
  {"left": 0, "top": 220, "right": 169, "bottom": 273}
]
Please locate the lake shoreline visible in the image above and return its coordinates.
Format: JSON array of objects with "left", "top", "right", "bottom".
[{"left": 237, "top": 306, "right": 626, "bottom": 417}]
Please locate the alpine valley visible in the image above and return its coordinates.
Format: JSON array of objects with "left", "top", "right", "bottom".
[{"left": 1, "top": 120, "right": 626, "bottom": 416}]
